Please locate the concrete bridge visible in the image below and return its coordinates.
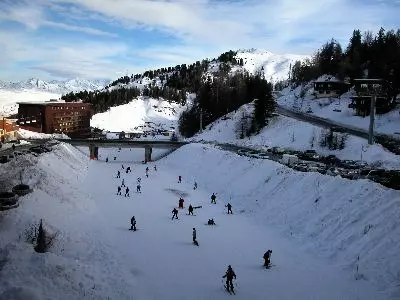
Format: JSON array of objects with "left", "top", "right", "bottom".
[{"left": 21, "top": 138, "right": 189, "bottom": 162}]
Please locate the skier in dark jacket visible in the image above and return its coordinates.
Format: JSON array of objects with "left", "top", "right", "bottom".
[
  {"left": 127, "top": 166, "right": 131, "bottom": 172},
  {"left": 154, "top": 165, "right": 157, "bottom": 171},
  {"left": 263, "top": 250, "right": 272, "bottom": 268},
  {"left": 192, "top": 228, "right": 198, "bottom": 245},
  {"left": 117, "top": 186, "right": 122, "bottom": 195},
  {"left": 172, "top": 208, "right": 178, "bottom": 220},
  {"left": 106, "top": 157, "right": 108, "bottom": 162},
  {"left": 211, "top": 193, "right": 216, "bottom": 204},
  {"left": 178, "top": 198, "right": 184, "bottom": 209},
  {"left": 207, "top": 218, "right": 216, "bottom": 225},
  {"left": 226, "top": 203, "right": 232, "bottom": 214},
  {"left": 193, "top": 181, "right": 197, "bottom": 190},
  {"left": 188, "top": 204, "right": 194, "bottom": 216},
  {"left": 117, "top": 170, "right": 120, "bottom": 178},
  {"left": 125, "top": 187, "right": 130, "bottom": 197},
  {"left": 122, "top": 164, "right": 124, "bottom": 169},
  {"left": 178, "top": 175, "right": 182, "bottom": 183},
  {"left": 222, "top": 265, "right": 236, "bottom": 293},
  {"left": 130, "top": 216, "right": 136, "bottom": 231},
  {"left": 136, "top": 184, "right": 141, "bottom": 193}
]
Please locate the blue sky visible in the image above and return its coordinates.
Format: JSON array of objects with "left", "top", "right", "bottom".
[{"left": 0, "top": 0, "right": 399, "bottom": 81}]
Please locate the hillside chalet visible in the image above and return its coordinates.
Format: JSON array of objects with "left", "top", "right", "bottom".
[
  {"left": 348, "top": 79, "right": 395, "bottom": 117},
  {"left": 0, "top": 117, "right": 19, "bottom": 143},
  {"left": 314, "top": 76, "right": 350, "bottom": 98}
]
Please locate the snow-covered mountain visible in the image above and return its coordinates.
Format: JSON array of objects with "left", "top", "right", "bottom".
[
  {"left": 235, "top": 49, "right": 308, "bottom": 82},
  {"left": 0, "top": 78, "right": 110, "bottom": 94}
]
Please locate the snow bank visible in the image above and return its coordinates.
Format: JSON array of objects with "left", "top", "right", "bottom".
[
  {"left": 161, "top": 143, "right": 400, "bottom": 298},
  {"left": 0, "top": 143, "right": 137, "bottom": 300},
  {"left": 18, "top": 128, "right": 70, "bottom": 140}
]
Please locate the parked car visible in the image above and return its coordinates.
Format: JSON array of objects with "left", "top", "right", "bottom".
[{"left": 0, "top": 155, "right": 10, "bottom": 164}]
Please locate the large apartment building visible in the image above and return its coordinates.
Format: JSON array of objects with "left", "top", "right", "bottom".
[{"left": 17, "top": 101, "right": 92, "bottom": 137}]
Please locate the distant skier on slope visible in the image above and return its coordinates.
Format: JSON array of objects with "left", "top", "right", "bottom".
[
  {"left": 127, "top": 166, "right": 131, "bottom": 173},
  {"left": 207, "top": 218, "right": 216, "bottom": 225},
  {"left": 226, "top": 203, "right": 233, "bottom": 214},
  {"left": 125, "top": 187, "right": 130, "bottom": 197},
  {"left": 154, "top": 165, "right": 157, "bottom": 171},
  {"left": 211, "top": 193, "right": 216, "bottom": 204},
  {"left": 192, "top": 228, "right": 198, "bottom": 245},
  {"left": 106, "top": 157, "right": 108, "bottom": 162},
  {"left": 117, "top": 170, "right": 120, "bottom": 178},
  {"left": 130, "top": 216, "right": 136, "bottom": 231},
  {"left": 222, "top": 265, "right": 236, "bottom": 293},
  {"left": 178, "top": 175, "right": 182, "bottom": 183},
  {"left": 178, "top": 197, "right": 184, "bottom": 209},
  {"left": 263, "top": 250, "right": 272, "bottom": 268},
  {"left": 117, "top": 186, "right": 122, "bottom": 195},
  {"left": 171, "top": 208, "right": 178, "bottom": 220},
  {"left": 188, "top": 204, "right": 194, "bottom": 216},
  {"left": 193, "top": 181, "right": 197, "bottom": 190},
  {"left": 136, "top": 184, "right": 141, "bottom": 193},
  {"left": 122, "top": 164, "right": 124, "bottom": 169},
  {"left": 137, "top": 177, "right": 141, "bottom": 184},
  {"left": 121, "top": 179, "right": 125, "bottom": 187}
]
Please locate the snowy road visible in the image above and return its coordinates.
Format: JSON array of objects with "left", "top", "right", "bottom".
[{"left": 78, "top": 147, "right": 383, "bottom": 300}]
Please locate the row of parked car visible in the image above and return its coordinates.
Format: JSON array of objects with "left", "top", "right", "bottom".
[
  {"left": 0, "top": 144, "right": 54, "bottom": 164},
  {"left": 236, "top": 147, "right": 399, "bottom": 190}
]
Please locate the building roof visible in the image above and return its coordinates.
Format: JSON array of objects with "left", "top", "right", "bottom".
[
  {"left": 16, "top": 101, "right": 89, "bottom": 106},
  {"left": 352, "top": 79, "right": 385, "bottom": 84}
]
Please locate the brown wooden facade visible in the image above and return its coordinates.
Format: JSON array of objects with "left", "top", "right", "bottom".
[{"left": 17, "top": 102, "right": 92, "bottom": 136}]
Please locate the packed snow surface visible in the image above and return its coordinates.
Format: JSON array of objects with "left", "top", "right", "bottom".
[{"left": 0, "top": 143, "right": 398, "bottom": 299}]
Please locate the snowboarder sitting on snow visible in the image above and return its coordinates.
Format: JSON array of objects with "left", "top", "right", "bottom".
[
  {"left": 172, "top": 208, "right": 178, "bottom": 220},
  {"left": 178, "top": 175, "right": 182, "bottom": 183},
  {"left": 211, "top": 193, "right": 216, "bottom": 204},
  {"left": 207, "top": 218, "right": 216, "bottom": 225},
  {"left": 117, "top": 170, "right": 121, "bottom": 178},
  {"left": 117, "top": 186, "right": 122, "bottom": 195},
  {"left": 188, "top": 204, "right": 194, "bottom": 216},
  {"left": 130, "top": 216, "right": 136, "bottom": 231},
  {"left": 125, "top": 187, "right": 130, "bottom": 197},
  {"left": 178, "top": 197, "right": 184, "bottom": 209},
  {"left": 226, "top": 203, "right": 233, "bottom": 214},
  {"left": 222, "top": 265, "right": 236, "bottom": 293},
  {"left": 192, "top": 228, "right": 198, "bottom": 245},
  {"left": 263, "top": 250, "right": 272, "bottom": 268}
]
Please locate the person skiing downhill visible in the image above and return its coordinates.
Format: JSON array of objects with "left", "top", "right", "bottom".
[
  {"left": 137, "top": 177, "right": 141, "bottom": 184},
  {"left": 125, "top": 187, "right": 130, "bottom": 197},
  {"left": 172, "top": 208, "right": 178, "bottom": 220},
  {"left": 117, "top": 170, "right": 121, "bottom": 178},
  {"left": 178, "top": 198, "right": 184, "bottom": 209},
  {"left": 136, "top": 184, "right": 141, "bottom": 193},
  {"left": 117, "top": 186, "right": 122, "bottom": 195},
  {"left": 211, "top": 193, "right": 216, "bottom": 204},
  {"left": 226, "top": 203, "right": 233, "bottom": 214},
  {"left": 263, "top": 250, "right": 272, "bottom": 268},
  {"left": 121, "top": 179, "right": 125, "bottom": 187},
  {"left": 154, "top": 165, "right": 157, "bottom": 171},
  {"left": 130, "top": 216, "right": 136, "bottom": 231},
  {"left": 222, "top": 265, "right": 236, "bottom": 293},
  {"left": 106, "top": 157, "right": 108, "bottom": 162},
  {"left": 188, "top": 204, "right": 194, "bottom": 216},
  {"left": 178, "top": 175, "right": 182, "bottom": 183},
  {"left": 192, "top": 228, "right": 198, "bottom": 245},
  {"left": 193, "top": 181, "right": 197, "bottom": 190},
  {"left": 122, "top": 164, "right": 124, "bottom": 169},
  {"left": 146, "top": 169, "right": 149, "bottom": 178}
]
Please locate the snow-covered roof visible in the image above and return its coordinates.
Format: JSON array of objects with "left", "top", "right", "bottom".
[{"left": 314, "top": 75, "right": 342, "bottom": 83}]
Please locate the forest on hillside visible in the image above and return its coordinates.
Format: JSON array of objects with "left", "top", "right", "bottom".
[{"left": 289, "top": 28, "right": 400, "bottom": 94}]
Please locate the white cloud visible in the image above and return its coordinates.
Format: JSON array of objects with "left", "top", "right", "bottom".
[{"left": 0, "top": 0, "right": 399, "bottom": 80}]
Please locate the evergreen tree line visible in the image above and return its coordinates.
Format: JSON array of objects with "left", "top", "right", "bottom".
[
  {"left": 290, "top": 28, "right": 400, "bottom": 93},
  {"left": 178, "top": 71, "right": 274, "bottom": 137}
]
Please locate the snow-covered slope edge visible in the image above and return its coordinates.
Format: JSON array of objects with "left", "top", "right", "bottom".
[
  {"left": 161, "top": 143, "right": 400, "bottom": 298},
  {"left": 0, "top": 143, "right": 137, "bottom": 299}
]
